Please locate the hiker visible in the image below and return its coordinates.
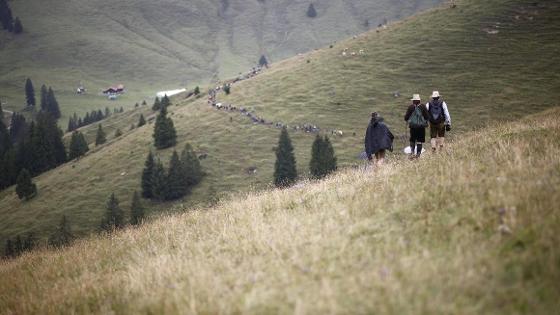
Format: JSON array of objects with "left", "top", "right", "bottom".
[
  {"left": 426, "top": 91, "right": 451, "bottom": 151},
  {"left": 404, "top": 94, "right": 430, "bottom": 159},
  {"left": 365, "top": 112, "right": 394, "bottom": 166}
]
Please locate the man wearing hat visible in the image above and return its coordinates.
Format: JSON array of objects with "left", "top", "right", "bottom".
[
  {"left": 404, "top": 94, "right": 430, "bottom": 159},
  {"left": 426, "top": 91, "right": 451, "bottom": 151}
]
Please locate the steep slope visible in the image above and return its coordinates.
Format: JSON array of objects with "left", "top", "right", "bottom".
[
  {"left": 0, "top": 0, "right": 442, "bottom": 119},
  {"left": 1, "top": 0, "right": 559, "bottom": 247},
  {"left": 1, "top": 107, "right": 559, "bottom": 314}
]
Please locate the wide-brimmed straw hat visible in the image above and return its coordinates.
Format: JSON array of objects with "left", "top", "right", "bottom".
[
  {"left": 411, "top": 94, "right": 421, "bottom": 101},
  {"left": 431, "top": 91, "right": 441, "bottom": 98}
]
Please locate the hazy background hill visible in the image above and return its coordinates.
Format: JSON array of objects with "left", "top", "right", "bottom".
[{"left": 0, "top": 0, "right": 443, "bottom": 120}]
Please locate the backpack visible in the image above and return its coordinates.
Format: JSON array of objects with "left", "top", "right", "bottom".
[
  {"left": 429, "top": 100, "right": 444, "bottom": 124},
  {"left": 409, "top": 105, "right": 428, "bottom": 128}
]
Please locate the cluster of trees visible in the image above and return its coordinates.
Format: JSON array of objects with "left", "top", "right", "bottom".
[
  {"left": 152, "top": 95, "right": 171, "bottom": 111},
  {"left": 100, "top": 191, "right": 144, "bottom": 232},
  {"left": 141, "top": 144, "right": 203, "bottom": 201},
  {"left": 0, "top": 0, "right": 22, "bottom": 34},
  {"left": 3, "top": 233, "right": 35, "bottom": 259},
  {"left": 152, "top": 106, "right": 176, "bottom": 149},
  {"left": 67, "top": 108, "right": 112, "bottom": 132},
  {"left": 273, "top": 129, "right": 337, "bottom": 187},
  {"left": 1, "top": 79, "right": 66, "bottom": 193}
]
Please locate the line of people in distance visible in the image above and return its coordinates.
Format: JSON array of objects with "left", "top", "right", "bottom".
[{"left": 365, "top": 91, "right": 452, "bottom": 166}]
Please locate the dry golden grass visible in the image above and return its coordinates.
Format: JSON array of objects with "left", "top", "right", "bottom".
[{"left": 1, "top": 107, "right": 559, "bottom": 314}]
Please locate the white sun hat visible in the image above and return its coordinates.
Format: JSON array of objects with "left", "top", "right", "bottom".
[
  {"left": 411, "top": 93, "right": 421, "bottom": 101},
  {"left": 431, "top": 91, "right": 441, "bottom": 98}
]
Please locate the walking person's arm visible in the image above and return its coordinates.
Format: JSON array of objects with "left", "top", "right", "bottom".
[{"left": 443, "top": 102, "right": 451, "bottom": 125}]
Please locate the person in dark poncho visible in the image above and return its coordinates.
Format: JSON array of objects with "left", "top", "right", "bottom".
[{"left": 365, "top": 112, "right": 394, "bottom": 166}]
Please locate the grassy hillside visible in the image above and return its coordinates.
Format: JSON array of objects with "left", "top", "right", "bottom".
[
  {"left": 1, "top": 106, "right": 559, "bottom": 314},
  {"left": 0, "top": 0, "right": 442, "bottom": 121},
  {"left": 1, "top": 0, "right": 559, "bottom": 247}
]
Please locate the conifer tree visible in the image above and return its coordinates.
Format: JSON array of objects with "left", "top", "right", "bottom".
[
  {"left": 151, "top": 159, "right": 167, "bottom": 201},
  {"left": 166, "top": 150, "right": 187, "bottom": 200},
  {"left": 181, "top": 143, "right": 203, "bottom": 186},
  {"left": 141, "top": 100, "right": 147, "bottom": 106},
  {"left": 23, "top": 233, "right": 35, "bottom": 251},
  {"left": 259, "top": 55, "right": 269, "bottom": 67},
  {"left": 4, "top": 239, "right": 14, "bottom": 258},
  {"left": 15, "top": 168, "right": 37, "bottom": 200},
  {"left": 223, "top": 84, "right": 231, "bottom": 95},
  {"left": 46, "top": 87, "right": 61, "bottom": 119},
  {"left": 0, "top": 117, "right": 10, "bottom": 157},
  {"left": 130, "top": 191, "right": 144, "bottom": 225},
  {"left": 68, "top": 130, "right": 89, "bottom": 160},
  {"left": 138, "top": 114, "right": 146, "bottom": 127},
  {"left": 273, "top": 128, "right": 297, "bottom": 187},
  {"left": 141, "top": 151, "right": 155, "bottom": 198},
  {"left": 40, "top": 85, "right": 48, "bottom": 111},
  {"left": 100, "top": 193, "right": 125, "bottom": 231},
  {"left": 0, "top": 0, "right": 14, "bottom": 31},
  {"left": 14, "top": 235, "right": 23, "bottom": 254},
  {"left": 152, "top": 97, "right": 161, "bottom": 111},
  {"left": 114, "top": 128, "right": 122, "bottom": 138},
  {"left": 25, "top": 78, "right": 35, "bottom": 108},
  {"left": 194, "top": 86, "right": 200, "bottom": 95},
  {"left": 152, "top": 106, "right": 176, "bottom": 149},
  {"left": 13, "top": 17, "right": 22, "bottom": 34},
  {"left": 307, "top": 3, "right": 317, "bottom": 18},
  {"left": 161, "top": 95, "right": 171, "bottom": 108},
  {"left": 48, "top": 215, "right": 73, "bottom": 247},
  {"left": 309, "top": 135, "right": 337, "bottom": 178},
  {"left": 9, "top": 113, "right": 27, "bottom": 144},
  {"left": 95, "top": 124, "right": 106, "bottom": 146}
]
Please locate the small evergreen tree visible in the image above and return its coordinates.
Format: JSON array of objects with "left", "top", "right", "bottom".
[
  {"left": 23, "top": 233, "right": 35, "bottom": 251},
  {"left": 48, "top": 215, "right": 74, "bottom": 248},
  {"left": 68, "top": 130, "right": 89, "bottom": 160},
  {"left": 223, "top": 84, "right": 231, "bottom": 95},
  {"left": 152, "top": 106, "right": 176, "bottom": 149},
  {"left": 0, "top": 0, "right": 14, "bottom": 31},
  {"left": 138, "top": 114, "right": 146, "bottom": 127},
  {"left": 161, "top": 95, "right": 171, "bottom": 108},
  {"left": 141, "top": 151, "right": 155, "bottom": 198},
  {"left": 165, "top": 151, "right": 187, "bottom": 200},
  {"left": 46, "top": 87, "right": 61, "bottom": 119},
  {"left": 181, "top": 143, "right": 203, "bottom": 186},
  {"left": 193, "top": 86, "right": 200, "bottom": 95},
  {"left": 13, "top": 17, "right": 22, "bottom": 34},
  {"left": 141, "top": 100, "right": 147, "bottom": 106},
  {"left": 14, "top": 236, "right": 23, "bottom": 254},
  {"left": 310, "top": 135, "right": 337, "bottom": 179},
  {"left": 25, "top": 78, "right": 35, "bottom": 108},
  {"left": 259, "top": 55, "right": 268, "bottom": 67},
  {"left": 39, "top": 85, "right": 48, "bottom": 111},
  {"left": 152, "top": 97, "right": 161, "bottom": 111},
  {"left": 130, "top": 191, "right": 144, "bottom": 225},
  {"left": 273, "top": 128, "right": 297, "bottom": 187},
  {"left": 307, "top": 3, "right": 317, "bottom": 18},
  {"left": 114, "top": 128, "right": 122, "bottom": 138},
  {"left": 15, "top": 168, "right": 37, "bottom": 200},
  {"left": 100, "top": 193, "right": 125, "bottom": 231},
  {"left": 9, "top": 112, "right": 27, "bottom": 144},
  {"left": 95, "top": 124, "right": 106, "bottom": 146},
  {"left": 4, "top": 239, "right": 14, "bottom": 258},
  {"left": 151, "top": 159, "right": 167, "bottom": 201}
]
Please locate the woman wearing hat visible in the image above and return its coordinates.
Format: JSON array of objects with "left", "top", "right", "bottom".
[
  {"left": 364, "top": 112, "right": 394, "bottom": 166},
  {"left": 404, "top": 94, "right": 430, "bottom": 159}
]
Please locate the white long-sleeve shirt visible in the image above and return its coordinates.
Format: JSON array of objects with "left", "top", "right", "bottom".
[{"left": 425, "top": 101, "right": 451, "bottom": 125}]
